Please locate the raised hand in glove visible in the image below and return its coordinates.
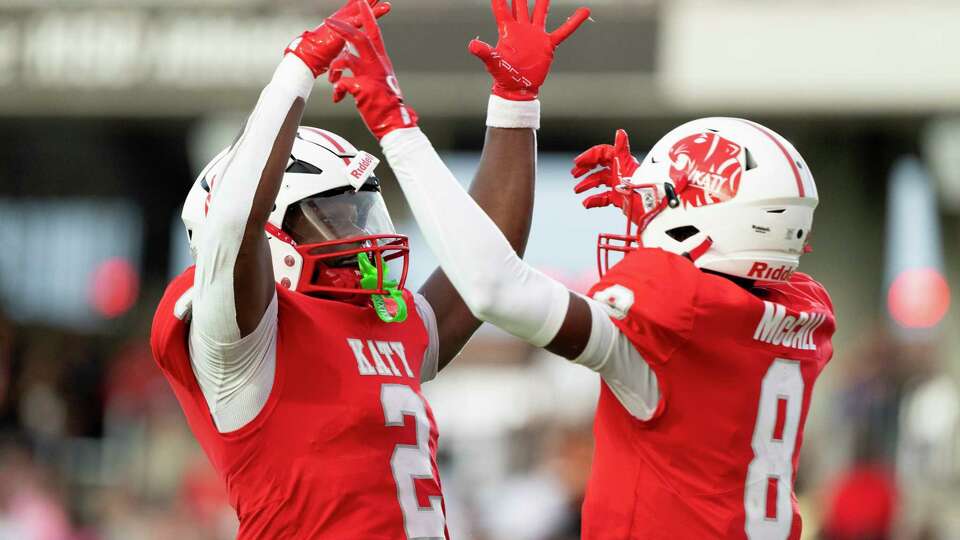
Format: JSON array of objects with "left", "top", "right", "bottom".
[
  {"left": 325, "top": 0, "right": 418, "bottom": 140},
  {"left": 285, "top": 0, "right": 392, "bottom": 78},
  {"left": 469, "top": 0, "right": 591, "bottom": 101},
  {"left": 571, "top": 129, "right": 655, "bottom": 227}
]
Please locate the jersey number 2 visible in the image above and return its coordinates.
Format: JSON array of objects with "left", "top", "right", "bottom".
[
  {"left": 381, "top": 384, "right": 446, "bottom": 540},
  {"left": 744, "top": 360, "right": 804, "bottom": 540}
]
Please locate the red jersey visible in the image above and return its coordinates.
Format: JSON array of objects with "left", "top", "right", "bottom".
[
  {"left": 583, "top": 248, "right": 835, "bottom": 540},
  {"left": 150, "top": 267, "right": 448, "bottom": 540}
]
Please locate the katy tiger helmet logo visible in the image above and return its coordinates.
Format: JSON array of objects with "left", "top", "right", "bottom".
[
  {"left": 591, "top": 118, "right": 818, "bottom": 283},
  {"left": 668, "top": 131, "right": 744, "bottom": 208}
]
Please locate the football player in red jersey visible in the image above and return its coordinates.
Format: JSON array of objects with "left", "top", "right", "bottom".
[
  {"left": 150, "top": 0, "right": 589, "bottom": 537},
  {"left": 331, "top": 3, "right": 836, "bottom": 537}
]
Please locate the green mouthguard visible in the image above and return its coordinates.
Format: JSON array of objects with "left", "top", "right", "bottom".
[{"left": 358, "top": 252, "right": 407, "bottom": 323}]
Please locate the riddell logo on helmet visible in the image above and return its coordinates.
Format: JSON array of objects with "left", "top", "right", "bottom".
[
  {"left": 350, "top": 154, "right": 375, "bottom": 178},
  {"left": 345, "top": 151, "right": 380, "bottom": 189},
  {"left": 747, "top": 262, "right": 795, "bottom": 281},
  {"left": 668, "top": 132, "right": 743, "bottom": 207}
]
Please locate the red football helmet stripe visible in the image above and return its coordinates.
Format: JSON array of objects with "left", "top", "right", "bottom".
[
  {"left": 737, "top": 119, "right": 806, "bottom": 198},
  {"left": 302, "top": 127, "right": 352, "bottom": 166}
]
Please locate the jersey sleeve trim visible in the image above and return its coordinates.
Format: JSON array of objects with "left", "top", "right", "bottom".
[{"left": 151, "top": 268, "right": 198, "bottom": 381}]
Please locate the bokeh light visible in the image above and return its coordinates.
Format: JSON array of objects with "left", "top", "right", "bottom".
[
  {"left": 89, "top": 257, "right": 140, "bottom": 319},
  {"left": 887, "top": 267, "right": 951, "bottom": 328}
]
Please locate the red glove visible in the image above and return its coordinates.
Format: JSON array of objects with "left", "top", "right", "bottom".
[
  {"left": 326, "top": 0, "right": 418, "bottom": 140},
  {"left": 572, "top": 129, "right": 647, "bottom": 225},
  {"left": 284, "top": 0, "right": 392, "bottom": 78},
  {"left": 469, "top": 0, "right": 591, "bottom": 101}
]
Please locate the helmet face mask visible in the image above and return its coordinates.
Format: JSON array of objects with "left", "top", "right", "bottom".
[
  {"left": 596, "top": 181, "right": 674, "bottom": 276},
  {"left": 270, "top": 227, "right": 409, "bottom": 299},
  {"left": 271, "top": 182, "right": 409, "bottom": 298},
  {"left": 597, "top": 118, "right": 819, "bottom": 284},
  {"left": 184, "top": 127, "right": 409, "bottom": 299}
]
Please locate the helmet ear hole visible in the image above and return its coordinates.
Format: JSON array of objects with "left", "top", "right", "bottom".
[
  {"left": 666, "top": 226, "right": 700, "bottom": 242},
  {"left": 745, "top": 148, "right": 758, "bottom": 171},
  {"left": 287, "top": 157, "right": 324, "bottom": 175}
]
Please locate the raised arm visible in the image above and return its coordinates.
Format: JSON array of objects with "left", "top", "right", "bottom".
[
  {"left": 192, "top": 1, "right": 390, "bottom": 340},
  {"left": 418, "top": 127, "right": 536, "bottom": 368},
  {"left": 418, "top": 0, "right": 594, "bottom": 368},
  {"left": 327, "top": 1, "right": 663, "bottom": 420},
  {"left": 192, "top": 61, "right": 305, "bottom": 340},
  {"left": 327, "top": 0, "right": 590, "bottom": 370},
  {"left": 378, "top": 121, "right": 661, "bottom": 419}
]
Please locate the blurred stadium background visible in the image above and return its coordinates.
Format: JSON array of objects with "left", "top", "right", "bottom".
[{"left": 0, "top": 0, "right": 959, "bottom": 538}]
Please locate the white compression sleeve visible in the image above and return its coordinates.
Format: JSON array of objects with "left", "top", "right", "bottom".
[
  {"left": 192, "top": 54, "right": 314, "bottom": 343},
  {"left": 573, "top": 297, "right": 661, "bottom": 420},
  {"left": 189, "top": 54, "right": 314, "bottom": 432},
  {"left": 189, "top": 294, "right": 278, "bottom": 432},
  {"left": 380, "top": 127, "right": 569, "bottom": 347}
]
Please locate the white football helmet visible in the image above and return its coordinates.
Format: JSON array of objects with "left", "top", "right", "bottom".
[
  {"left": 599, "top": 118, "right": 818, "bottom": 282},
  {"left": 182, "top": 126, "right": 408, "bottom": 296}
]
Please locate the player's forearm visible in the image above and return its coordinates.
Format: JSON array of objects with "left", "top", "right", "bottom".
[
  {"left": 381, "top": 127, "right": 569, "bottom": 346},
  {"left": 412, "top": 100, "right": 541, "bottom": 369},
  {"left": 465, "top": 96, "right": 545, "bottom": 258},
  {"left": 202, "top": 56, "right": 314, "bottom": 237},
  {"left": 469, "top": 126, "right": 536, "bottom": 256},
  {"left": 193, "top": 55, "right": 313, "bottom": 341}
]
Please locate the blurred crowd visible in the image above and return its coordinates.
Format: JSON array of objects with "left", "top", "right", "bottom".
[
  {"left": 0, "top": 303, "right": 236, "bottom": 540},
  {"left": 0, "top": 293, "right": 957, "bottom": 540}
]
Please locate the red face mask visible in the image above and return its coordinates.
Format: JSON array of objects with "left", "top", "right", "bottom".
[{"left": 271, "top": 187, "right": 410, "bottom": 300}]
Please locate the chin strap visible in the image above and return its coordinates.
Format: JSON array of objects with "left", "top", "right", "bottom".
[
  {"left": 357, "top": 252, "right": 407, "bottom": 323},
  {"left": 682, "top": 236, "right": 714, "bottom": 263}
]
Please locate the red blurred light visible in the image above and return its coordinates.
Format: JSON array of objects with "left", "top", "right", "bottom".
[
  {"left": 887, "top": 268, "right": 950, "bottom": 328},
  {"left": 90, "top": 258, "right": 140, "bottom": 319}
]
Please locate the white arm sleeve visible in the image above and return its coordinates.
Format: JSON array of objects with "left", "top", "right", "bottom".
[
  {"left": 189, "top": 294, "right": 278, "bottom": 432},
  {"left": 380, "top": 126, "right": 660, "bottom": 419},
  {"left": 188, "top": 55, "right": 314, "bottom": 433},
  {"left": 573, "top": 297, "right": 661, "bottom": 420},
  {"left": 414, "top": 293, "right": 441, "bottom": 383},
  {"left": 381, "top": 127, "right": 569, "bottom": 347}
]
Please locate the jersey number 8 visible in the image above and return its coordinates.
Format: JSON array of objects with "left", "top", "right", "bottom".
[{"left": 744, "top": 360, "right": 804, "bottom": 539}]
